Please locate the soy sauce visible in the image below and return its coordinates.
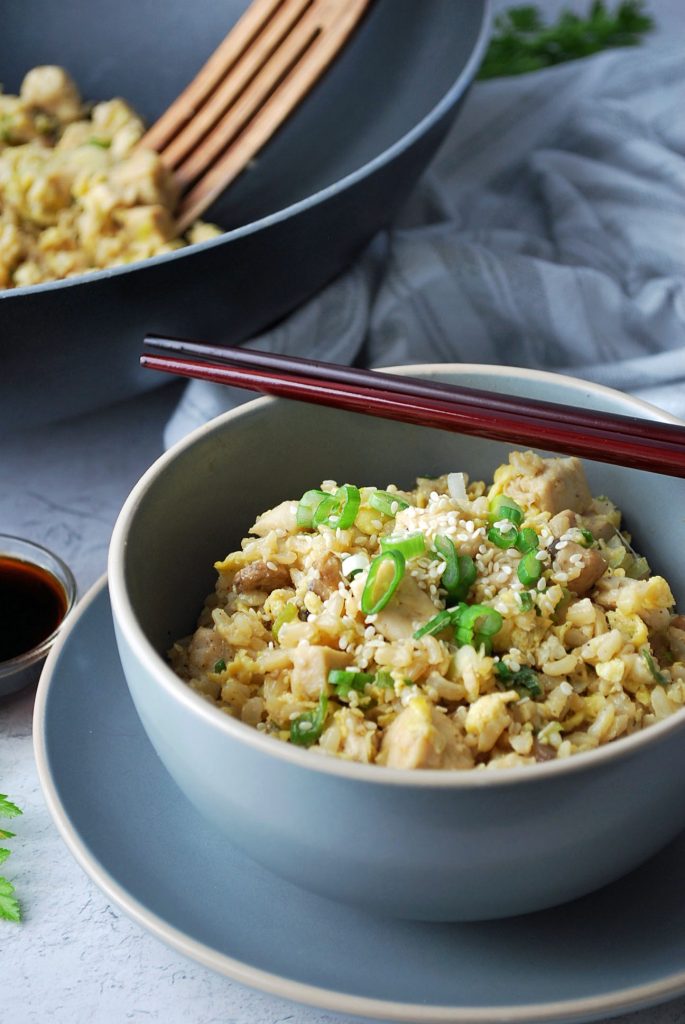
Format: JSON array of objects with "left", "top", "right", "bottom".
[{"left": 0, "top": 556, "right": 67, "bottom": 662}]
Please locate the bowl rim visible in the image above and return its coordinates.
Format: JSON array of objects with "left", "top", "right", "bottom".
[
  {"left": 0, "top": 533, "right": 78, "bottom": 677},
  {"left": 2, "top": 0, "right": 492, "bottom": 301},
  {"left": 108, "top": 362, "right": 685, "bottom": 788}
]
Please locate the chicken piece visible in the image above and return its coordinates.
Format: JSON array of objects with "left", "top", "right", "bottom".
[
  {"left": 378, "top": 695, "right": 473, "bottom": 770},
  {"left": 465, "top": 691, "right": 520, "bottom": 753},
  {"left": 548, "top": 509, "right": 578, "bottom": 538},
  {"left": 290, "top": 644, "right": 351, "bottom": 700},
  {"left": 553, "top": 541, "right": 607, "bottom": 595},
  {"left": 505, "top": 452, "right": 592, "bottom": 515},
  {"left": 233, "top": 561, "right": 292, "bottom": 593},
  {"left": 186, "top": 626, "right": 231, "bottom": 677},
  {"left": 373, "top": 574, "right": 438, "bottom": 641},
  {"left": 309, "top": 552, "right": 342, "bottom": 601},
  {"left": 249, "top": 500, "right": 298, "bottom": 537},
  {"left": 20, "top": 66, "right": 82, "bottom": 123}
]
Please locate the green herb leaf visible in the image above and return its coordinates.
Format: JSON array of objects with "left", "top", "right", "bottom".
[
  {"left": 0, "top": 795, "right": 22, "bottom": 819},
  {"left": 0, "top": 795, "right": 22, "bottom": 922},
  {"left": 478, "top": 1, "right": 654, "bottom": 80},
  {"left": 0, "top": 877, "right": 21, "bottom": 923}
]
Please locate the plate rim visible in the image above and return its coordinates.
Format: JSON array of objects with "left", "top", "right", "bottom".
[{"left": 33, "top": 575, "right": 685, "bottom": 1024}]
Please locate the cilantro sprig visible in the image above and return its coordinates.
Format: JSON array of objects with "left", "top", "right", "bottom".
[
  {"left": 478, "top": 1, "right": 654, "bottom": 79},
  {"left": 0, "top": 794, "right": 22, "bottom": 922}
]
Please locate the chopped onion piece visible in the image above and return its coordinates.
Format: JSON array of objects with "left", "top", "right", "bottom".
[
  {"left": 342, "top": 552, "right": 370, "bottom": 578},
  {"left": 447, "top": 472, "right": 467, "bottom": 502}
]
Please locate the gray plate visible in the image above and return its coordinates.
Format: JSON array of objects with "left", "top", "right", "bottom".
[
  {"left": 34, "top": 577, "right": 685, "bottom": 1023},
  {"left": 1, "top": 0, "right": 490, "bottom": 433}
]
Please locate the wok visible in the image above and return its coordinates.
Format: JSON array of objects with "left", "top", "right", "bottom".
[{"left": 1, "top": 0, "right": 490, "bottom": 432}]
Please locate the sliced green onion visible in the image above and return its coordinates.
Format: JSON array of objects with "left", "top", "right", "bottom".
[
  {"left": 369, "top": 490, "right": 410, "bottom": 516},
  {"left": 578, "top": 527, "right": 595, "bottom": 547},
  {"left": 88, "top": 136, "right": 111, "bottom": 148},
  {"left": 341, "top": 552, "right": 369, "bottom": 579},
  {"left": 434, "top": 538, "right": 477, "bottom": 600},
  {"left": 213, "top": 659, "right": 227, "bottom": 673},
  {"left": 495, "top": 662, "right": 542, "bottom": 698},
  {"left": 328, "top": 668, "right": 374, "bottom": 700},
  {"left": 515, "top": 528, "right": 539, "bottom": 553},
  {"left": 272, "top": 602, "right": 297, "bottom": 641},
  {"left": 456, "top": 554, "right": 477, "bottom": 597},
  {"left": 489, "top": 494, "right": 523, "bottom": 527},
  {"left": 434, "top": 535, "right": 460, "bottom": 593},
  {"left": 452, "top": 603, "right": 502, "bottom": 653},
  {"left": 361, "top": 550, "right": 405, "bottom": 614},
  {"left": 518, "top": 591, "right": 534, "bottom": 611},
  {"left": 458, "top": 604, "right": 503, "bottom": 637},
  {"left": 518, "top": 551, "right": 543, "bottom": 586},
  {"left": 312, "top": 493, "right": 341, "bottom": 527},
  {"left": 374, "top": 670, "right": 395, "bottom": 690},
  {"left": 290, "top": 693, "right": 328, "bottom": 746},
  {"left": 641, "top": 648, "right": 667, "bottom": 687},
  {"left": 413, "top": 608, "right": 454, "bottom": 640},
  {"left": 315, "top": 483, "right": 360, "bottom": 529},
  {"left": 381, "top": 531, "right": 425, "bottom": 560},
  {"left": 488, "top": 523, "right": 519, "bottom": 549},
  {"left": 328, "top": 669, "right": 374, "bottom": 687},
  {"left": 455, "top": 626, "right": 474, "bottom": 647},
  {"left": 296, "top": 489, "right": 329, "bottom": 529}
]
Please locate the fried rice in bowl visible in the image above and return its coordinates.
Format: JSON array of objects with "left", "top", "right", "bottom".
[{"left": 108, "top": 364, "right": 685, "bottom": 921}]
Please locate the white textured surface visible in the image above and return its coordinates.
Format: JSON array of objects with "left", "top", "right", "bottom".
[{"left": 3, "top": 2, "right": 685, "bottom": 1020}]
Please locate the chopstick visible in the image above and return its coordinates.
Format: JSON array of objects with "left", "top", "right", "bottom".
[{"left": 141, "top": 335, "right": 685, "bottom": 478}]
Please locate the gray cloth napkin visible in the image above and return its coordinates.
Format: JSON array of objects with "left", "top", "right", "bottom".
[{"left": 164, "top": 40, "right": 685, "bottom": 449}]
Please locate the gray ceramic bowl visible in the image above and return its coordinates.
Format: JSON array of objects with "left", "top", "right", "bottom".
[
  {"left": 1, "top": 0, "right": 489, "bottom": 434},
  {"left": 108, "top": 364, "right": 685, "bottom": 921}
]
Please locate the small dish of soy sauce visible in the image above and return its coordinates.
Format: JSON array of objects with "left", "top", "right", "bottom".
[{"left": 0, "top": 535, "right": 77, "bottom": 697}]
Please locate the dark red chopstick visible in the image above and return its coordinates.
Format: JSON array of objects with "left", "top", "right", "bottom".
[
  {"left": 144, "top": 333, "right": 685, "bottom": 446},
  {"left": 140, "top": 348, "right": 685, "bottom": 479}
]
